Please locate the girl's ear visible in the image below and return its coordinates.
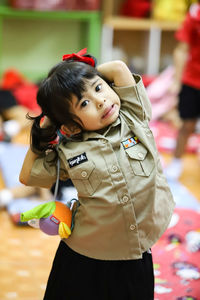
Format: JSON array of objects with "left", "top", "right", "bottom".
[{"left": 61, "top": 124, "right": 81, "bottom": 136}]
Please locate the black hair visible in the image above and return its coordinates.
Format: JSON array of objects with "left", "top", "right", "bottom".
[{"left": 29, "top": 56, "right": 101, "bottom": 154}]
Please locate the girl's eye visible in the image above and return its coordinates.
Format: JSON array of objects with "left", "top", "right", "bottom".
[
  {"left": 95, "top": 84, "right": 102, "bottom": 92},
  {"left": 81, "top": 100, "right": 89, "bottom": 108}
]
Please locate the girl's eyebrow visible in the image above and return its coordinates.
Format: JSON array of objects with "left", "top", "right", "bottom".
[{"left": 90, "top": 78, "right": 99, "bottom": 86}]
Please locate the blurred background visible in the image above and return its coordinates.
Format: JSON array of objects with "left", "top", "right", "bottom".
[{"left": 0, "top": 0, "right": 200, "bottom": 299}]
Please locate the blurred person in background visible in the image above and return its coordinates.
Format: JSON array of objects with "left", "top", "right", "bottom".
[{"left": 165, "top": 0, "right": 200, "bottom": 180}]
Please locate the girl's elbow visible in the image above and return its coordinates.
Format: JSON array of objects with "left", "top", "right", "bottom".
[
  {"left": 19, "top": 173, "right": 28, "bottom": 186},
  {"left": 113, "top": 60, "right": 128, "bottom": 72}
]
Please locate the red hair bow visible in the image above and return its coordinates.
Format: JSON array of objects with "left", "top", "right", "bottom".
[{"left": 62, "top": 48, "right": 95, "bottom": 67}]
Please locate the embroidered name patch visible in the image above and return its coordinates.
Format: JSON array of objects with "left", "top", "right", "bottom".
[
  {"left": 68, "top": 152, "right": 88, "bottom": 168},
  {"left": 122, "top": 136, "right": 140, "bottom": 149}
]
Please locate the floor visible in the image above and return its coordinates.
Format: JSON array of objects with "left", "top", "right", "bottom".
[
  {"left": 164, "top": 153, "right": 200, "bottom": 202},
  {"left": 0, "top": 130, "right": 60, "bottom": 300},
  {"left": 0, "top": 211, "right": 59, "bottom": 300},
  {"left": 0, "top": 133, "right": 200, "bottom": 299}
]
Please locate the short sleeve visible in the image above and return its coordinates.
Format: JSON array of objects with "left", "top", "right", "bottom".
[
  {"left": 26, "top": 151, "right": 69, "bottom": 189},
  {"left": 112, "top": 74, "right": 152, "bottom": 122}
]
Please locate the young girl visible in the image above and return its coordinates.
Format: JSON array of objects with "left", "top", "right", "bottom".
[
  {"left": 165, "top": 1, "right": 200, "bottom": 180},
  {"left": 20, "top": 49, "right": 175, "bottom": 300}
]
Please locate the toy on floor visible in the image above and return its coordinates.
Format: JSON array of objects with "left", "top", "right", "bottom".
[{"left": 21, "top": 200, "right": 72, "bottom": 239}]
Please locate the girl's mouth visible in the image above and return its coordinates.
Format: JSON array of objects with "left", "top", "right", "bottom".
[{"left": 102, "top": 104, "right": 115, "bottom": 119}]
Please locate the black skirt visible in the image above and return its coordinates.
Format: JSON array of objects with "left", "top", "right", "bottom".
[{"left": 43, "top": 241, "right": 154, "bottom": 300}]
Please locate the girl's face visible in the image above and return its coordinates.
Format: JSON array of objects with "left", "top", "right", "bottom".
[{"left": 69, "top": 76, "right": 121, "bottom": 131}]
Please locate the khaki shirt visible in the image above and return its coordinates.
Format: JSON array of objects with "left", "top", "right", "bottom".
[{"left": 27, "top": 75, "right": 175, "bottom": 260}]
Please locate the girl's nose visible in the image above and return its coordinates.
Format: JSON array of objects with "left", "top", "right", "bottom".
[
  {"left": 98, "top": 103, "right": 102, "bottom": 108},
  {"left": 97, "top": 99, "right": 106, "bottom": 108}
]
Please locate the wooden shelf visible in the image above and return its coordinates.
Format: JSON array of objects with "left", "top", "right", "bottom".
[
  {"left": 0, "top": 5, "right": 102, "bottom": 57},
  {"left": 0, "top": 5, "right": 102, "bottom": 79},
  {"left": 104, "top": 16, "right": 181, "bottom": 31}
]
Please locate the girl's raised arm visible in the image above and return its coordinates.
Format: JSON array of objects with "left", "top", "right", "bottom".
[
  {"left": 19, "top": 148, "right": 38, "bottom": 185},
  {"left": 19, "top": 116, "right": 51, "bottom": 185},
  {"left": 97, "top": 60, "right": 136, "bottom": 87}
]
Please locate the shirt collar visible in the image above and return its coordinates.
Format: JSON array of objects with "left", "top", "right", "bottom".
[{"left": 82, "top": 116, "right": 121, "bottom": 141}]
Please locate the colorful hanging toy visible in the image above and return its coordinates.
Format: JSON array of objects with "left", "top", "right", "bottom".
[{"left": 20, "top": 201, "right": 73, "bottom": 238}]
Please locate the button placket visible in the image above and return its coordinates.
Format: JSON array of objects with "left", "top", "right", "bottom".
[{"left": 99, "top": 136, "right": 140, "bottom": 252}]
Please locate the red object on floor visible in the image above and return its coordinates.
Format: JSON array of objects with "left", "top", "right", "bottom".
[
  {"left": 13, "top": 84, "right": 40, "bottom": 113},
  {"left": 1, "top": 69, "right": 40, "bottom": 113},
  {"left": 1, "top": 69, "right": 26, "bottom": 90},
  {"left": 152, "top": 208, "right": 200, "bottom": 299}
]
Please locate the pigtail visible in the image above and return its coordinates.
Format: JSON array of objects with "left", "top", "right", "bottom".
[{"left": 27, "top": 113, "right": 58, "bottom": 155}]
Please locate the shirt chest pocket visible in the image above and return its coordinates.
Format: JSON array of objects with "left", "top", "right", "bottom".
[
  {"left": 125, "top": 143, "right": 154, "bottom": 177},
  {"left": 68, "top": 161, "right": 101, "bottom": 197}
]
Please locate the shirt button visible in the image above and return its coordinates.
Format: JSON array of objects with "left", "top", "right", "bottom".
[
  {"left": 138, "top": 152, "right": 144, "bottom": 159},
  {"left": 130, "top": 224, "right": 135, "bottom": 231},
  {"left": 122, "top": 195, "right": 129, "bottom": 203},
  {"left": 81, "top": 171, "right": 87, "bottom": 178},
  {"left": 111, "top": 165, "right": 118, "bottom": 172}
]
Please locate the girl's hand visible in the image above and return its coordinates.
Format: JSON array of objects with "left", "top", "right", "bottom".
[{"left": 97, "top": 60, "right": 136, "bottom": 87}]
